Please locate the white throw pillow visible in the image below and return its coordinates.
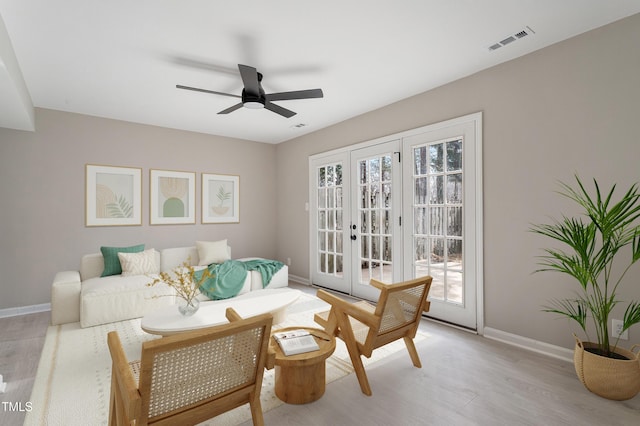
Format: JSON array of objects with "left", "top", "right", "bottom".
[
  {"left": 118, "top": 249, "right": 160, "bottom": 276},
  {"left": 197, "top": 239, "right": 230, "bottom": 265}
]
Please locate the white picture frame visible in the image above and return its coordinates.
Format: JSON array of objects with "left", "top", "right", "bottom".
[
  {"left": 85, "top": 164, "right": 142, "bottom": 227},
  {"left": 150, "top": 169, "right": 196, "bottom": 225},
  {"left": 202, "top": 173, "right": 240, "bottom": 224}
]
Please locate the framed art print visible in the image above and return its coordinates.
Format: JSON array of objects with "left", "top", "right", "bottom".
[
  {"left": 150, "top": 169, "right": 196, "bottom": 225},
  {"left": 86, "top": 164, "right": 142, "bottom": 227},
  {"left": 202, "top": 173, "right": 239, "bottom": 223}
]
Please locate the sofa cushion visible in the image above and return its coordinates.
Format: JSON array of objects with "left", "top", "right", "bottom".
[
  {"left": 196, "top": 240, "right": 230, "bottom": 265},
  {"left": 119, "top": 249, "right": 160, "bottom": 276},
  {"left": 80, "top": 274, "right": 174, "bottom": 327},
  {"left": 160, "top": 246, "right": 199, "bottom": 272},
  {"left": 100, "top": 244, "right": 145, "bottom": 277}
]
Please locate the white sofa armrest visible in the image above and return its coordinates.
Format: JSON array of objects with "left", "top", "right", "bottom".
[{"left": 51, "top": 271, "right": 81, "bottom": 325}]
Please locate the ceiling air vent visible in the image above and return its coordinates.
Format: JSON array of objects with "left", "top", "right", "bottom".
[
  {"left": 500, "top": 36, "right": 516, "bottom": 46},
  {"left": 488, "top": 26, "right": 535, "bottom": 51}
]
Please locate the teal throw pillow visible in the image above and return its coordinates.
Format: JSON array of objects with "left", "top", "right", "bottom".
[{"left": 100, "top": 244, "right": 145, "bottom": 277}]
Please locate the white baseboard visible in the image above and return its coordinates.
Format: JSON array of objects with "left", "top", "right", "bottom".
[
  {"left": 483, "top": 327, "right": 573, "bottom": 363},
  {"left": 0, "top": 303, "right": 51, "bottom": 319},
  {"left": 288, "top": 274, "right": 310, "bottom": 286}
]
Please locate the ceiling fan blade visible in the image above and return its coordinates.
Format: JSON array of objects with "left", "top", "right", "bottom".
[
  {"left": 176, "top": 85, "right": 241, "bottom": 98},
  {"left": 265, "top": 88, "right": 324, "bottom": 102},
  {"left": 264, "top": 101, "right": 296, "bottom": 118},
  {"left": 218, "top": 103, "right": 244, "bottom": 114},
  {"left": 238, "top": 64, "right": 260, "bottom": 96}
]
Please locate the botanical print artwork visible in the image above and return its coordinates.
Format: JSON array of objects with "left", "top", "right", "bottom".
[
  {"left": 211, "top": 181, "right": 233, "bottom": 217},
  {"left": 158, "top": 176, "right": 189, "bottom": 217},
  {"left": 95, "top": 172, "right": 134, "bottom": 218},
  {"left": 202, "top": 173, "right": 239, "bottom": 224},
  {"left": 86, "top": 164, "right": 141, "bottom": 227}
]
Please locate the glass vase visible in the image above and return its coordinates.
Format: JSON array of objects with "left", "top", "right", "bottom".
[{"left": 178, "top": 297, "right": 200, "bottom": 317}]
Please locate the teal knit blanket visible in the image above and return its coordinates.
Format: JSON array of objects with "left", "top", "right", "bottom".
[{"left": 194, "top": 259, "right": 285, "bottom": 300}]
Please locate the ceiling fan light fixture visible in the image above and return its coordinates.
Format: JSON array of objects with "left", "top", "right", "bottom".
[{"left": 243, "top": 101, "right": 264, "bottom": 109}]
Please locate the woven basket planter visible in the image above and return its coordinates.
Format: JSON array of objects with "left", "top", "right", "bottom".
[{"left": 573, "top": 336, "right": 640, "bottom": 400}]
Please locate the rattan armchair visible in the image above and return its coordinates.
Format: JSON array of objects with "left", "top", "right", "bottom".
[
  {"left": 107, "top": 308, "right": 273, "bottom": 426},
  {"left": 315, "top": 276, "right": 432, "bottom": 396}
]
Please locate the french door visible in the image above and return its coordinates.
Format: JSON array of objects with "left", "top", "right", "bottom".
[
  {"left": 402, "top": 118, "right": 481, "bottom": 330},
  {"left": 349, "top": 141, "right": 402, "bottom": 300},
  {"left": 309, "top": 140, "right": 401, "bottom": 300},
  {"left": 309, "top": 152, "right": 351, "bottom": 294},
  {"left": 310, "top": 113, "right": 482, "bottom": 330}
]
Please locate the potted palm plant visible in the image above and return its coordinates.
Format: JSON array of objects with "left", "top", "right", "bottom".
[{"left": 531, "top": 175, "right": 640, "bottom": 400}]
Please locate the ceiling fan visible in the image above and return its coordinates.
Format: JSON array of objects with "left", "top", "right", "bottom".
[{"left": 176, "top": 64, "right": 323, "bottom": 118}]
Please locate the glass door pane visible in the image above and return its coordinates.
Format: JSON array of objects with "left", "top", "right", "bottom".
[
  {"left": 317, "top": 163, "right": 344, "bottom": 277},
  {"left": 412, "top": 138, "right": 463, "bottom": 304}
]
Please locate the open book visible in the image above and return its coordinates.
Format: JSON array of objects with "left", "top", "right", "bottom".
[{"left": 273, "top": 329, "right": 320, "bottom": 356}]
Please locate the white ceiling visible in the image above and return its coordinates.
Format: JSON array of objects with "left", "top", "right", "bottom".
[{"left": 1, "top": 1, "right": 639, "bottom": 144}]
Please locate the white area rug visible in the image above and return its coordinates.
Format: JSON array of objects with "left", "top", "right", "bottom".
[{"left": 26, "top": 293, "right": 426, "bottom": 425}]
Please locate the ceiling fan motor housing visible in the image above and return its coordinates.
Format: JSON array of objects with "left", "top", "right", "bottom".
[
  {"left": 242, "top": 72, "right": 266, "bottom": 109},
  {"left": 241, "top": 91, "right": 265, "bottom": 108}
]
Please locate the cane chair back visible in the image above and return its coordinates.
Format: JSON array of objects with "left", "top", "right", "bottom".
[{"left": 108, "top": 308, "right": 272, "bottom": 426}]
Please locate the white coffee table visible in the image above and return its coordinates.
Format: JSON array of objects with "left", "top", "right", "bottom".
[{"left": 141, "top": 288, "right": 301, "bottom": 336}]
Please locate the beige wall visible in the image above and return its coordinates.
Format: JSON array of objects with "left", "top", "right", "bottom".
[
  {"left": 0, "top": 109, "right": 278, "bottom": 309},
  {"left": 275, "top": 13, "right": 640, "bottom": 349}
]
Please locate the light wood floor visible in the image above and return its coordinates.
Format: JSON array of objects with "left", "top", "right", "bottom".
[
  {"left": 0, "top": 310, "right": 50, "bottom": 426},
  {"left": 1, "top": 283, "right": 639, "bottom": 425}
]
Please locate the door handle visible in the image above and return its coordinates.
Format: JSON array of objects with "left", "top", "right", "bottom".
[{"left": 351, "top": 234, "right": 357, "bottom": 241}]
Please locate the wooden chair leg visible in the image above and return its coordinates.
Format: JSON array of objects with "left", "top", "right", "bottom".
[
  {"left": 249, "top": 393, "right": 264, "bottom": 426},
  {"left": 109, "top": 372, "right": 118, "bottom": 426},
  {"left": 403, "top": 336, "right": 422, "bottom": 368},
  {"left": 349, "top": 349, "right": 372, "bottom": 396},
  {"left": 337, "top": 311, "right": 373, "bottom": 396}
]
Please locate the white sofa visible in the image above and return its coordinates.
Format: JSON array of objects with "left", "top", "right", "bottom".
[{"left": 51, "top": 246, "right": 288, "bottom": 328}]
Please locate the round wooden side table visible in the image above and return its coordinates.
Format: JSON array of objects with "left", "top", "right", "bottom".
[{"left": 270, "top": 326, "right": 336, "bottom": 404}]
